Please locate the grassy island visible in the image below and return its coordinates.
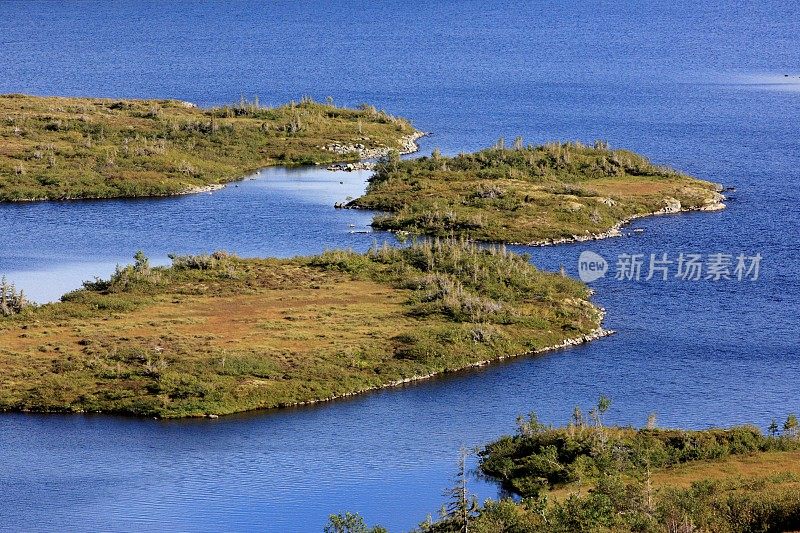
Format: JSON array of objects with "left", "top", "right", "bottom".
[
  {"left": 463, "top": 412, "right": 800, "bottom": 532},
  {"left": 339, "top": 405, "right": 800, "bottom": 533},
  {"left": 0, "top": 94, "right": 418, "bottom": 201},
  {"left": 0, "top": 241, "right": 602, "bottom": 417},
  {"left": 348, "top": 142, "right": 725, "bottom": 244}
]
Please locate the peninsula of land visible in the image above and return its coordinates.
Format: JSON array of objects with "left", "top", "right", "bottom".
[
  {"left": 0, "top": 94, "right": 420, "bottom": 201},
  {"left": 347, "top": 406, "right": 800, "bottom": 532},
  {"left": 347, "top": 141, "right": 726, "bottom": 245},
  {"left": 0, "top": 240, "right": 604, "bottom": 417}
]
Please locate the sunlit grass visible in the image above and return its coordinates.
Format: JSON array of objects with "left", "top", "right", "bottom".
[
  {"left": 350, "top": 141, "right": 724, "bottom": 243},
  {"left": 0, "top": 94, "right": 416, "bottom": 200},
  {"left": 413, "top": 406, "right": 800, "bottom": 532},
  {"left": 0, "top": 240, "right": 601, "bottom": 417}
]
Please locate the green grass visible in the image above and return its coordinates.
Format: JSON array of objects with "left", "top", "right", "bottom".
[
  {"left": 407, "top": 405, "right": 800, "bottom": 533},
  {"left": 0, "top": 241, "right": 602, "bottom": 417},
  {"left": 445, "top": 472, "right": 800, "bottom": 533},
  {"left": 479, "top": 419, "right": 800, "bottom": 498},
  {"left": 349, "top": 141, "right": 725, "bottom": 244},
  {"left": 0, "top": 94, "right": 417, "bottom": 201}
]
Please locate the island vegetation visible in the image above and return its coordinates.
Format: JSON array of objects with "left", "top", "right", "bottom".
[
  {"left": 348, "top": 141, "right": 726, "bottom": 244},
  {"left": 329, "top": 402, "right": 800, "bottom": 533},
  {"left": 0, "top": 240, "right": 603, "bottom": 417},
  {"left": 0, "top": 94, "right": 418, "bottom": 201}
]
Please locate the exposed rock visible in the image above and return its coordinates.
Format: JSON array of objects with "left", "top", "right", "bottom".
[
  {"left": 661, "top": 197, "right": 682, "bottom": 213},
  {"left": 183, "top": 184, "right": 224, "bottom": 195},
  {"left": 523, "top": 189, "right": 727, "bottom": 246},
  {"left": 597, "top": 197, "right": 617, "bottom": 207},
  {"left": 700, "top": 191, "right": 727, "bottom": 211},
  {"left": 324, "top": 131, "right": 427, "bottom": 170},
  {"left": 700, "top": 201, "right": 726, "bottom": 211},
  {"left": 327, "top": 162, "right": 375, "bottom": 172}
]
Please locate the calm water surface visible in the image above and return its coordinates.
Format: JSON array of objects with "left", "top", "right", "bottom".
[{"left": 1, "top": 1, "right": 799, "bottom": 531}]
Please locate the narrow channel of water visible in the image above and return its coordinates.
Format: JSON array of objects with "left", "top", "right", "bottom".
[
  {"left": 2, "top": 1, "right": 799, "bottom": 530},
  {"left": 1, "top": 162, "right": 797, "bottom": 532}
]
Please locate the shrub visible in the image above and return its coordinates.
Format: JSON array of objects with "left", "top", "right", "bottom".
[
  {"left": 0, "top": 277, "right": 31, "bottom": 316},
  {"left": 169, "top": 250, "right": 236, "bottom": 270},
  {"left": 480, "top": 405, "right": 800, "bottom": 498}
]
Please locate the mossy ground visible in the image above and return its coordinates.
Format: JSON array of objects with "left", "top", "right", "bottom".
[
  {"left": 0, "top": 241, "right": 601, "bottom": 417},
  {"left": 0, "top": 94, "right": 416, "bottom": 200},
  {"left": 350, "top": 142, "right": 724, "bottom": 244}
]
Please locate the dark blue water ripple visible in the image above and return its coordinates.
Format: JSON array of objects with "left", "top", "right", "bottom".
[{"left": 1, "top": 1, "right": 799, "bottom": 531}]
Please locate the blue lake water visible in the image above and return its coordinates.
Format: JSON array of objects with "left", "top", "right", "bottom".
[{"left": 1, "top": 1, "right": 799, "bottom": 531}]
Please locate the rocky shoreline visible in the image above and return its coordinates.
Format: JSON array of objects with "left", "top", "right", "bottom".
[
  {"left": 292, "top": 191, "right": 727, "bottom": 419},
  {"left": 524, "top": 193, "right": 726, "bottom": 247},
  {"left": 8, "top": 182, "right": 228, "bottom": 202},
  {"left": 339, "top": 193, "right": 727, "bottom": 247},
  {"left": 7, "top": 131, "right": 427, "bottom": 202},
  {"left": 260, "top": 323, "right": 613, "bottom": 415},
  {"left": 46, "top": 314, "right": 613, "bottom": 419},
  {"left": 180, "top": 183, "right": 225, "bottom": 195},
  {"left": 325, "top": 130, "right": 427, "bottom": 171}
]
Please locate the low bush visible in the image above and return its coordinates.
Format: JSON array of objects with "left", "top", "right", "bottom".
[{"left": 350, "top": 142, "right": 722, "bottom": 243}]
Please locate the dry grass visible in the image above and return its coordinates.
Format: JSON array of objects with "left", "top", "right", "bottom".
[
  {"left": 650, "top": 450, "right": 800, "bottom": 489},
  {"left": 543, "top": 451, "right": 800, "bottom": 504},
  {"left": 0, "top": 94, "right": 416, "bottom": 200},
  {"left": 350, "top": 143, "right": 725, "bottom": 243},
  {"left": 0, "top": 242, "right": 601, "bottom": 417}
]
